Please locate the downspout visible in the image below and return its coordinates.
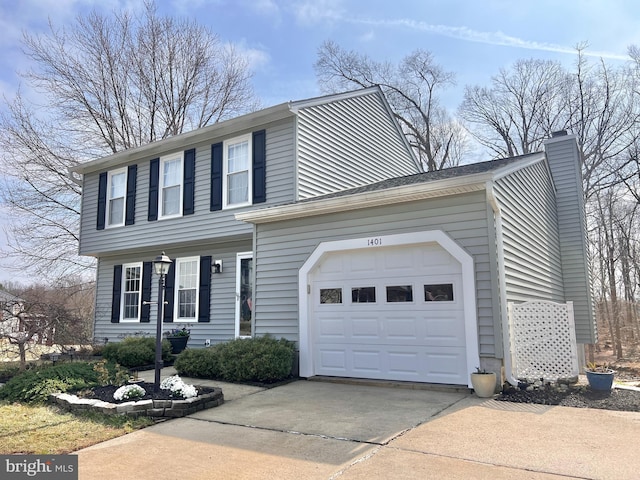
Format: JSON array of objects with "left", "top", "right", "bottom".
[{"left": 486, "top": 183, "right": 518, "bottom": 386}]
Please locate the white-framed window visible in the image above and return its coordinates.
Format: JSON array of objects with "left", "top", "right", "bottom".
[
  {"left": 223, "top": 134, "right": 252, "bottom": 208},
  {"left": 106, "top": 168, "right": 127, "bottom": 227},
  {"left": 121, "top": 263, "right": 142, "bottom": 322},
  {"left": 175, "top": 257, "right": 199, "bottom": 321},
  {"left": 160, "top": 153, "right": 183, "bottom": 218}
]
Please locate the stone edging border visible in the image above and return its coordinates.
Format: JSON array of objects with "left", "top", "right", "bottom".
[{"left": 49, "top": 387, "right": 224, "bottom": 418}]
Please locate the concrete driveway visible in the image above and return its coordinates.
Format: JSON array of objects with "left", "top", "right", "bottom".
[{"left": 76, "top": 374, "right": 640, "bottom": 480}]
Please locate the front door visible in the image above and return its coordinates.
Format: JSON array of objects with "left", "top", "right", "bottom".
[{"left": 235, "top": 252, "right": 253, "bottom": 338}]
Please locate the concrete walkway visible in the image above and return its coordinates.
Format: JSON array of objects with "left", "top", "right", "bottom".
[{"left": 75, "top": 369, "right": 640, "bottom": 479}]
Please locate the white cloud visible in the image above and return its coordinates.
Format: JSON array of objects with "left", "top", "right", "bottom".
[
  {"left": 228, "top": 40, "right": 271, "bottom": 72},
  {"left": 291, "top": 0, "right": 344, "bottom": 25},
  {"left": 346, "top": 17, "right": 629, "bottom": 61},
  {"left": 247, "top": 0, "right": 280, "bottom": 16},
  {"left": 358, "top": 30, "right": 375, "bottom": 43}
]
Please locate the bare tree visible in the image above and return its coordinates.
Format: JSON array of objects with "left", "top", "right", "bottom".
[
  {"left": 315, "top": 40, "right": 467, "bottom": 171},
  {"left": 459, "top": 58, "right": 570, "bottom": 158},
  {"left": 1, "top": 286, "right": 78, "bottom": 370},
  {"left": 0, "top": 1, "right": 259, "bottom": 279},
  {"left": 459, "top": 47, "right": 640, "bottom": 199}
]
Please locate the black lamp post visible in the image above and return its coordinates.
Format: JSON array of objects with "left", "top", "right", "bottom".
[{"left": 153, "top": 252, "right": 172, "bottom": 393}]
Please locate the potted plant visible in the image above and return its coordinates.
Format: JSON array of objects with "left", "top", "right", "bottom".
[
  {"left": 470, "top": 367, "right": 497, "bottom": 398},
  {"left": 585, "top": 362, "right": 615, "bottom": 391},
  {"left": 164, "top": 327, "right": 190, "bottom": 354}
]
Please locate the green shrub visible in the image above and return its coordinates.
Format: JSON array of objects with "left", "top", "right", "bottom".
[
  {"left": 174, "top": 335, "right": 295, "bottom": 383},
  {"left": 0, "top": 362, "right": 99, "bottom": 404},
  {"left": 102, "top": 337, "right": 172, "bottom": 368},
  {"left": 174, "top": 347, "right": 221, "bottom": 378}
]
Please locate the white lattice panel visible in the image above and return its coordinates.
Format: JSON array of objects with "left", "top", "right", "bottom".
[{"left": 508, "top": 301, "right": 579, "bottom": 382}]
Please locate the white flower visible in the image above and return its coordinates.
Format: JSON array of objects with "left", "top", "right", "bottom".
[
  {"left": 114, "top": 384, "right": 146, "bottom": 401},
  {"left": 159, "top": 375, "right": 198, "bottom": 399}
]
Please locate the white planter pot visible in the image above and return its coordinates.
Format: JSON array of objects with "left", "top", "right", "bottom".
[{"left": 470, "top": 372, "right": 497, "bottom": 398}]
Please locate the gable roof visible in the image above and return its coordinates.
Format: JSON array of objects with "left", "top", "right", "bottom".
[
  {"left": 236, "top": 151, "right": 546, "bottom": 224},
  {"left": 72, "top": 87, "right": 412, "bottom": 175}
]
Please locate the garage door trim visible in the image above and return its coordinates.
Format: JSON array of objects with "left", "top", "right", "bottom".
[{"left": 298, "top": 231, "right": 480, "bottom": 386}]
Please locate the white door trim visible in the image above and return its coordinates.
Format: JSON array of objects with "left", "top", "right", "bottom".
[{"left": 298, "top": 231, "right": 480, "bottom": 386}]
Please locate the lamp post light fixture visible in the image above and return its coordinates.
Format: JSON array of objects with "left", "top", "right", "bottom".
[{"left": 153, "top": 251, "right": 172, "bottom": 393}]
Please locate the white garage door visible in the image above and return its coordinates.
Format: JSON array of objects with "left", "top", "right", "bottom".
[{"left": 310, "top": 243, "right": 468, "bottom": 384}]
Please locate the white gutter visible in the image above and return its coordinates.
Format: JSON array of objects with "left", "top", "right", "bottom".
[{"left": 486, "top": 183, "right": 518, "bottom": 386}]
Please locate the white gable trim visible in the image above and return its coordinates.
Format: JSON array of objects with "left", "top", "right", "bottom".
[{"left": 298, "top": 230, "right": 480, "bottom": 386}]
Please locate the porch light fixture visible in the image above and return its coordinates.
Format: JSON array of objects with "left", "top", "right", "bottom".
[
  {"left": 152, "top": 251, "right": 172, "bottom": 393},
  {"left": 213, "top": 259, "right": 223, "bottom": 274}
]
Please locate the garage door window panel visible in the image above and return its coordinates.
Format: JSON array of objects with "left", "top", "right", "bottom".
[
  {"left": 386, "top": 285, "right": 413, "bottom": 302},
  {"left": 352, "top": 287, "right": 376, "bottom": 303},
  {"left": 424, "top": 284, "right": 454, "bottom": 301},
  {"left": 320, "top": 288, "right": 342, "bottom": 304}
]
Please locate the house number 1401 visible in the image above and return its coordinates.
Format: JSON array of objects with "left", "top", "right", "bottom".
[{"left": 367, "top": 238, "right": 382, "bottom": 246}]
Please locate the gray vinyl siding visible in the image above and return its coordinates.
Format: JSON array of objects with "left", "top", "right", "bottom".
[
  {"left": 93, "top": 240, "right": 252, "bottom": 346},
  {"left": 79, "top": 120, "right": 295, "bottom": 256},
  {"left": 495, "top": 161, "right": 565, "bottom": 303},
  {"left": 544, "top": 136, "right": 596, "bottom": 343},
  {"left": 296, "top": 92, "right": 420, "bottom": 200},
  {"left": 252, "top": 191, "right": 499, "bottom": 356}
]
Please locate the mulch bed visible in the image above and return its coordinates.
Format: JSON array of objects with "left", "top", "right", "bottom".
[{"left": 497, "top": 383, "right": 640, "bottom": 412}]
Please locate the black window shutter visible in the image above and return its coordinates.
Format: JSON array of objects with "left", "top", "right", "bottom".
[
  {"left": 140, "top": 262, "right": 152, "bottom": 322},
  {"left": 198, "top": 256, "right": 212, "bottom": 323},
  {"left": 253, "top": 130, "right": 266, "bottom": 204},
  {"left": 210, "top": 143, "right": 223, "bottom": 211},
  {"left": 163, "top": 261, "right": 175, "bottom": 323},
  {"left": 183, "top": 149, "right": 196, "bottom": 215},
  {"left": 97, "top": 172, "right": 107, "bottom": 230},
  {"left": 111, "top": 265, "right": 122, "bottom": 323},
  {"left": 148, "top": 158, "right": 160, "bottom": 221},
  {"left": 125, "top": 164, "right": 137, "bottom": 225}
]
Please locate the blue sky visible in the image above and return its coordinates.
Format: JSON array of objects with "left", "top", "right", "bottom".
[{"left": 0, "top": 0, "right": 639, "bottom": 283}]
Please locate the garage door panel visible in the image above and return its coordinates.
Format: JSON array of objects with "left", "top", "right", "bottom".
[
  {"left": 385, "top": 317, "right": 419, "bottom": 340},
  {"left": 317, "top": 315, "right": 347, "bottom": 339},
  {"left": 351, "top": 318, "right": 380, "bottom": 338},
  {"left": 352, "top": 350, "right": 381, "bottom": 373},
  {"left": 423, "top": 315, "right": 466, "bottom": 346},
  {"left": 318, "top": 349, "right": 347, "bottom": 372}
]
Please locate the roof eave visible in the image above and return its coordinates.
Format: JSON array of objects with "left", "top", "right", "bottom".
[
  {"left": 72, "top": 103, "right": 293, "bottom": 175},
  {"left": 235, "top": 153, "right": 547, "bottom": 225},
  {"left": 235, "top": 172, "right": 493, "bottom": 224}
]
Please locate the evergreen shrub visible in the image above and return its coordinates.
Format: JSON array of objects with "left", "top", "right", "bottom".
[
  {"left": 102, "top": 336, "right": 172, "bottom": 368},
  {"left": 0, "top": 362, "right": 98, "bottom": 404},
  {"left": 174, "top": 335, "right": 295, "bottom": 383}
]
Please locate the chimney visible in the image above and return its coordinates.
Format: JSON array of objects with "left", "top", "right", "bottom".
[{"left": 543, "top": 133, "right": 596, "bottom": 344}]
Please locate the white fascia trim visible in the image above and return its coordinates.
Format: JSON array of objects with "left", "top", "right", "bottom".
[
  {"left": 289, "top": 86, "right": 381, "bottom": 112},
  {"left": 236, "top": 174, "right": 492, "bottom": 224},
  {"left": 298, "top": 230, "right": 480, "bottom": 387},
  {"left": 73, "top": 103, "right": 292, "bottom": 175},
  {"left": 491, "top": 152, "right": 546, "bottom": 181}
]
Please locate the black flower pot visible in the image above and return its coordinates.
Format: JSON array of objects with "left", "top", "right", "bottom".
[{"left": 167, "top": 336, "right": 189, "bottom": 354}]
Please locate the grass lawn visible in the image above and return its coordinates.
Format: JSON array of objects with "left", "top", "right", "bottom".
[{"left": 0, "top": 403, "right": 154, "bottom": 454}]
